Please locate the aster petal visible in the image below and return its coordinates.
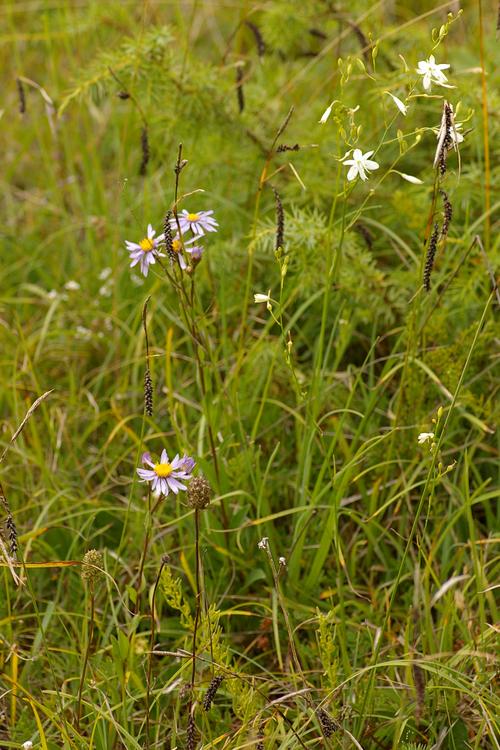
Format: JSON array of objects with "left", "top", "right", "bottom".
[
  {"left": 130, "top": 257, "right": 140, "bottom": 268},
  {"left": 161, "top": 479, "right": 169, "bottom": 495},
  {"left": 170, "top": 454, "right": 181, "bottom": 468},
  {"left": 142, "top": 452, "right": 154, "bottom": 467},
  {"left": 125, "top": 241, "right": 141, "bottom": 250},
  {"left": 137, "top": 468, "right": 156, "bottom": 480},
  {"left": 147, "top": 224, "right": 155, "bottom": 238},
  {"left": 167, "top": 477, "right": 186, "bottom": 493},
  {"left": 161, "top": 449, "right": 169, "bottom": 464}
]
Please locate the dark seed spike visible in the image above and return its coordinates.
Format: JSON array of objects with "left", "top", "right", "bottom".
[
  {"left": 16, "top": 78, "right": 26, "bottom": 114},
  {"left": 144, "top": 368, "right": 153, "bottom": 417},
  {"left": 412, "top": 660, "right": 426, "bottom": 721},
  {"left": 203, "top": 675, "right": 223, "bottom": 710},
  {"left": 245, "top": 20, "right": 266, "bottom": 57},
  {"left": 164, "top": 210, "right": 176, "bottom": 265},
  {"left": 1, "top": 487, "right": 17, "bottom": 559},
  {"left": 236, "top": 65, "right": 245, "bottom": 113},
  {"left": 355, "top": 222, "right": 373, "bottom": 250},
  {"left": 440, "top": 189, "right": 453, "bottom": 238},
  {"left": 277, "top": 143, "right": 300, "bottom": 152},
  {"left": 423, "top": 222, "right": 440, "bottom": 292},
  {"left": 272, "top": 187, "right": 284, "bottom": 252},
  {"left": 186, "top": 713, "right": 198, "bottom": 750},
  {"left": 317, "top": 708, "right": 337, "bottom": 738},
  {"left": 139, "top": 126, "right": 149, "bottom": 176}
]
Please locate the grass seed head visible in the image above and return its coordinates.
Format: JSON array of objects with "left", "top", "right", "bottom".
[
  {"left": 187, "top": 477, "right": 212, "bottom": 510},
  {"left": 81, "top": 549, "right": 104, "bottom": 586}
]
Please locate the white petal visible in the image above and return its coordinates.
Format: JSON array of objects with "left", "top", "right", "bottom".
[
  {"left": 399, "top": 172, "right": 423, "bottom": 184},
  {"left": 319, "top": 103, "right": 333, "bottom": 124},
  {"left": 385, "top": 91, "right": 407, "bottom": 116},
  {"left": 346, "top": 164, "right": 358, "bottom": 181}
]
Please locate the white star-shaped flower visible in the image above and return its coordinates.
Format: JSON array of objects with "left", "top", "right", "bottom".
[
  {"left": 418, "top": 432, "right": 435, "bottom": 445},
  {"left": 341, "top": 149, "right": 379, "bottom": 182},
  {"left": 416, "top": 55, "right": 452, "bottom": 91}
]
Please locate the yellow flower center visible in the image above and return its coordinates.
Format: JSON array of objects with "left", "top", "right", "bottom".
[
  {"left": 172, "top": 239, "right": 181, "bottom": 253},
  {"left": 187, "top": 213, "right": 200, "bottom": 222},
  {"left": 139, "top": 238, "right": 155, "bottom": 253},
  {"left": 154, "top": 462, "right": 173, "bottom": 477}
]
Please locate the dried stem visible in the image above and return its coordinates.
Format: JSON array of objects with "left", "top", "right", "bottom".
[
  {"left": 76, "top": 587, "right": 95, "bottom": 730},
  {"left": 145, "top": 558, "right": 167, "bottom": 750}
]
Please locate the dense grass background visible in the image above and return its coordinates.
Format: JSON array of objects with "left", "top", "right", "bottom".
[{"left": 1, "top": 1, "right": 498, "bottom": 749}]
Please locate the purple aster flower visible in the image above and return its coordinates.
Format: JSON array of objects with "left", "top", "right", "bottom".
[
  {"left": 176, "top": 210, "right": 218, "bottom": 236},
  {"left": 125, "top": 224, "right": 165, "bottom": 277},
  {"left": 185, "top": 244, "right": 204, "bottom": 261},
  {"left": 179, "top": 455, "right": 196, "bottom": 473},
  {"left": 170, "top": 233, "right": 202, "bottom": 270},
  {"left": 137, "top": 450, "right": 194, "bottom": 496}
]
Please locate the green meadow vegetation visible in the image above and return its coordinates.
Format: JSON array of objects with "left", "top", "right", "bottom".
[{"left": 1, "top": 1, "right": 499, "bottom": 748}]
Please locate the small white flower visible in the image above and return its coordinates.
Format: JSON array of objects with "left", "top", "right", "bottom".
[
  {"left": 279, "top": 556, "right": 287, "bottom": 566},
  {"left": 341, "top": 149, "right": 379, "bottom": 182},
  {"left": 385, "top": 91, "right": 407, "bottom": 116},
  {"left": 258, "top": 537, "right": 269, "bottom": 550},
  {"left": 416, "top": 55, "right": 452, "bottom": 91},
  {"left": 418, "top": 432, "right": 435, "bottom": 445},
  {"left": 99, "top": 267, "right": 112, "bottom": 280},
  {"left": 254, "top": 291, "right": 271, "bottom": 304},
  {"left": 398, "top": 172, "right": 424, "bottom": 184},
  {"left": 47, "top": 289, "right": 58, "bottom": 299},
  {"left": 75, "top": 326, "right": 92, "bottom": 340},
  {"left": 64, "top": 280, "right": 80, "bottom": 291},
  {"left": 99, "top": 283, "right": 112, "bottom": 297},
  {"left": 22, "top": 742, "right": 34, "bottom": 750}
]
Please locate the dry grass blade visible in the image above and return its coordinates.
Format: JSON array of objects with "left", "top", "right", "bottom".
[{"left": 0, "top": 390, "right": 54, "bottom": 465}]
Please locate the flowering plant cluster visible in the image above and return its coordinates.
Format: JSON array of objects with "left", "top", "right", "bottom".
[
  {"left": 125, "top": 210, "right": 218, "bottom": 277},
  {"left": 319, "top": 52, "right": 460, "bottom": 186}
]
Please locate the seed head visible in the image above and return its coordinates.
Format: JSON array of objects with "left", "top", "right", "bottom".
[
  {"left": 186, "top": 713, "right": 198, "bottom": 750},
  {"left": 16, "top": 78, "right": 26, "bottom": 114},
  {"left": 440, "top": 190, "right": 453, "bottom": 238},
  {"left": 317, "top": 708, "right": 337, "bottom": 737},
  {"left": 144, "top": 368, "right": 153, "bottom": 416},
  {"left": 186, "top": 477, "right": 212, "bottom": 510},
  {"left": 81, "top": 549, "right": 104, "bottom": 586},
  {"left": 139, "top": 126, "right": 149, "bottom": 176},
  {"left": 203, "top": 675, "right": 224, "bottom": 710},
  {"left": 423, "top": 223, "right": 440, "bottom": 292},
  {"left": 273, "top": 188, "right": 284, "bottom": 252}
]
